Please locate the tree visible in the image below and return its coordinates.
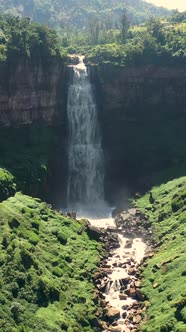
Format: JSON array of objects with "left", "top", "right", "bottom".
[
  {"left": 146, "top": 17, "right": 164, "bottom": 43},
  {"left": 88, "top": 17, "right": 100, "bottom": 45},
  {"left": 120, "top": 9, "right": 130, "bottom": 43}
]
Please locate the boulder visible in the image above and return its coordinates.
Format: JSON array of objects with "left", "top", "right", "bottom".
[
  {"left": 135, "top": 288, "right": 144, "bottom": 301},
  {"left": 119, "top": 293, "right": 128, "bottom": 300},
  {"left": 133, "top": 314, "right": 142, "bottom": 324},
  {"left": 107, "top": 308, "right": 120, "bottom": 320},
  {"left": 124, "top": 240, "right": 133, "bottom": 248},
  {"left": 128, "top": 267, "right": 136, "bottom": 275},
  {"left": 129, "top": 288, "right": 136, "bottom": 297},
  {"left": 87, "top": 225, "right": 104, "bottom": 240}
]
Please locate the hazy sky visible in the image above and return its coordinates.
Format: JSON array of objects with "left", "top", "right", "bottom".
[{"left": 146, "top": 0, "right": 186, "bottom": 11}]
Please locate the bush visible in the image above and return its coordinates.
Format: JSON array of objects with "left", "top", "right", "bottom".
[
  {"left": 171, "top": 188, "right": 186, "bottom": 212},
  {"left": 0, "top": 168, "right": 16, "bottom": 202}
]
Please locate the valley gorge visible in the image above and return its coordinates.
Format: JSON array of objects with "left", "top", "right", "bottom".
[
  {"left": 0, "top": 0, "right": 186, "bottom": 329},
  {"left": 0, "top": 55, "right": 186, "bottom": 332}
]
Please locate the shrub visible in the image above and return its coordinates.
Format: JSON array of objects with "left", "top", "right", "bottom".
[{"left": 0, "top": 168, "right": 16, "bottom": 202}]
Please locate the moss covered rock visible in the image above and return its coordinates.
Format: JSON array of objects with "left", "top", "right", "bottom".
[{"left": 0, "top": 168, "right": 16, "bottom": 202}]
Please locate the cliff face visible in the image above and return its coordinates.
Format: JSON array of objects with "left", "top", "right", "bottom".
[
  {"left": 94, "top": 65, "right": 186, "bottom": 201},
  {"left": 0, "top": 60, "right": 68, "bottom": 202},
  {"left": 1, "top": 60, "right": 186, "bottom": 205},
  {"left": 0, "top": 60, "right": 65, "bottom": 126}
]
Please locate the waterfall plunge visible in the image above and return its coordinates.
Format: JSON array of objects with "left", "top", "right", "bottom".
[{"left": 67, "top": 56, "right": 105, "bottom": 216}]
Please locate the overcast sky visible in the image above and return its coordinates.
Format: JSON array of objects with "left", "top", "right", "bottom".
[{"left": 145, "top": 0, "right": 186, "bottom": 11}]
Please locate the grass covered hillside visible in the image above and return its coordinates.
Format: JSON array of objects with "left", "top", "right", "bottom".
[
  {"left": 0, "top": 193, "right": 102, "bottom": 332},
  {"left": 135, "top": 177, "right": 186, "bottom": 332}
]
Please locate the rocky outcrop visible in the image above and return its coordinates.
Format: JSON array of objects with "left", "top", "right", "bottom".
[
  {"left": 0, "top": 59, "right": 66, "bottom": 126},
  {"left": 93, "top": 64, "right": 186, "bottom": 201}
]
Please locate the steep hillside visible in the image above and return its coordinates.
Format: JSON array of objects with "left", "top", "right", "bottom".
[
  {"left": 0, "top": 0, "right": 170, "bottom": 28},
  {"left": 135, "top": 177, "right": 186, "bottom": 331},
  {"left": 0, "top": 193, "right": 102, "bottom": 331}
]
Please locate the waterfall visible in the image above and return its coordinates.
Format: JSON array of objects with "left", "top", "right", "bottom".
[{"left": 67, "top": 56, "right": 104, "bottom": 211}]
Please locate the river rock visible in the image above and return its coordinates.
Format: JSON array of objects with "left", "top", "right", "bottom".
[
  {"left": 109, "top": 326, "right": 122, "bottom": 332},
  {"left": 87, "top": 225, "right": 105, "bottom": 240},
  {"left": 107, "top": 308, "right": 120, "bottom": 320},
  {"left": 135, "top": 288, "right": 144, "bottom": 301},
  {"left": 122, "top": 311, "right": 127, "bottom": 319},
  {"left": 133, "top": 314, "right": 142, "bottom": 324},
  {"left": 124, "top": 240, "right": 133, "bottom": 248},
  {"left": 134, "top": 280, "right": 141, "bottom": 288},
  {"left": 122, "top": 305, "right": 129, "bottom": 310},
  {"left": 121, "top": 277, "right": 131, "bottom": 286},
  {"left": 128, "top": 208, "right": 137, "bottom": 215},
  {"left": 128, "top": 267, "right": 136, "bottom": 275},
  {"left": 129, "top": 288, "right": 136, "bottom": 297},
  {"left": 107, "top": 226, "right": 117, "bottom": 232},
  {"left": 123, "top": 327, "right": 131, "bottom": 332},
  {"left": 119, "top": 293, "right": 128, "bottom": 300}
]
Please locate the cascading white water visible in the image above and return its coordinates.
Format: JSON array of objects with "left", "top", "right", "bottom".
[{"left": 67, "top": 56, "right": 104, "bottom": 212}]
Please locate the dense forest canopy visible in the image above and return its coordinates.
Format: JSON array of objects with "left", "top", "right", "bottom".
[
  {"left": 0, "top": 14, "right": 65, "bottom": 62},
  {"left": 85, "top": 11, "right": 186, "bottom": 65},
  {"left": 0, "top": 0, "right": 170, "bottom": 29},
  {"left": 0, "top": 9, "right": 186, "bottom": 66}
]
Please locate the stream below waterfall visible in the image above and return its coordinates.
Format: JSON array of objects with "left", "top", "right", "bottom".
[{"left": 88, "top": 212, "right": 146, "bottom": 332}]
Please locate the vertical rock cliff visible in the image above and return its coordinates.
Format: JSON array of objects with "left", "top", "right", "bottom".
[
  {"left": 0, "top": 59, "right": 68, "bottom": 201},
  {"left": 0, "top": 60, "right": 65, "bottom": 126},
  {"left": 94, "top": 64, "right": 186, "bottom": 202}
]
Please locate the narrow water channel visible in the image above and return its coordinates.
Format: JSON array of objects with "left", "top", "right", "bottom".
[{"left": 88, "top": 214, "right": 146, "bottom": 332}]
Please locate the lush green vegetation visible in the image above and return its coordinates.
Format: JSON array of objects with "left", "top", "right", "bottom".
[
  {"left": 85, "top": 13, "right": 186, "bottom": 65},
  {"left": 0, "top": 0, "right": 170, "bottom": 29},
  {"left": 0, "top": 168, "right": 16, "bottom": 202},
  {"left": 0, "top": 192, "right": 102, "bottom": 331},
  {"left": 0, "top": 0, "right": 186, "bottom": 65},
  {"left": 0, "top": 126, "right": 53, "bottom": 199},
  {"left": 0, "top": 0, "right": 170, "bottom": 56},
  {"left": 0, "top": 14, "right": 66, "bottom": 63},
  {"left": 134, "top": 177, "right": 186, "bottom": 331}
]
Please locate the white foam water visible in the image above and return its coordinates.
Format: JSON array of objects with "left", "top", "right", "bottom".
[{"left": 67, "top": 55, "right": 104, "bottom": 210}]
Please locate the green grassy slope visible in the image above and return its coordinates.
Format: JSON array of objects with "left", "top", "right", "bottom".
[
  {"left": 0, "top": 193, "right": 102, "bottom": 332},
  {"left": 135, "top": 177, "right": 186, "bottom": 332}
]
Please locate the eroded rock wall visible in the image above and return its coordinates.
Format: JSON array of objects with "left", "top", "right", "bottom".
[
  {"left": 0, "top": 60, "right": 68, "bottom": 202},
  {"left": 94, "top": 65, "right": 186, "bottom": 201},
  {"left": 0, "top": 60, "right": 66, "bottom": 126}
]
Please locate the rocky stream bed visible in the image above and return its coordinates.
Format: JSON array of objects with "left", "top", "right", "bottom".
[{"left": 88, "top": 207, "right": 154, "bottom": 332}]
